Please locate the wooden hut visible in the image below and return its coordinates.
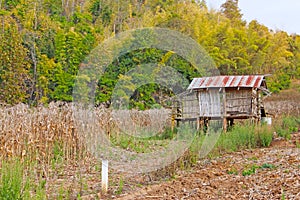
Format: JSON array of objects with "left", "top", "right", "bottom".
[{"left": 173, "top": 75, "right": 270, "bottom": 130}]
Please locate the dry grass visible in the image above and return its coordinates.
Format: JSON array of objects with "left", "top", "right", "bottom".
[
  {"left": 0, "top": 103, "right": 83, "bottom": 162},
  {"left": 264, "top": 80, "right": 300, "bottom": 117},
  {"left": 0, "top": 102, "right": 170, "bottom": 161},
  {"left": 0, "top": 102, "right": 171, "bottom": 198}
]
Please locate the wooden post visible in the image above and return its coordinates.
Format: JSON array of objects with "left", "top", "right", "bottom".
[
  {"left": 204, "top": 118, "right": 208, "bottom": 134},
  {"left": 222, "top": 88, "right": 227, "bottom": 132},
  {"left": 196, "top": 117, "right": 200, "bottom": 130},
  {"left": 171, "top": 113, "right": 175, "bottom": 132},
  {"left": 229, "top": 118, "right": 234, "bottom": 127},
  {"left": 257, "top": 89, "right": 261, "bottom": 122},
  {"left": 102, "top": 160, "right": 108, "bottom": 193}
]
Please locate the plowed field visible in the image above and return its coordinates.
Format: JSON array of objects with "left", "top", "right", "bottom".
[{"left": 111, "top": 133, "right": 299, "bottom": 200}]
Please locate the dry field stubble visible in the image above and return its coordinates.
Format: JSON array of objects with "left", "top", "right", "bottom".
[
  {"left": 0, "top": 102, "right": 171, "bottom": 198},
  {"left": 264, "top": 80, "right": 300, "bottom": 117}
]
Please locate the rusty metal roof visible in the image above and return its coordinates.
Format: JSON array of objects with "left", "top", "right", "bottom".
[{"left": 187, "top": 75, "right": 266, "bottom": 90}]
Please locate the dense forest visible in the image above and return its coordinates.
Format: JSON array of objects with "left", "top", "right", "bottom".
[{"left": 0, "top": 0, "right": 299, "bottom": 107}]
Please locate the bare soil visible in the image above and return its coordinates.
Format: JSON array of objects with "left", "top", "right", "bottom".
[
  {"left": 49, "top": 132, "right": 300, "bottom": 200},
  {"left": 106, "top": 132, "right": 299, "bottom": 200}
]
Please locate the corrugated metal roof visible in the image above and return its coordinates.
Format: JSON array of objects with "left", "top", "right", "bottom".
[{"left": 188, "top": 75, "right": 266, "bottom": 90}]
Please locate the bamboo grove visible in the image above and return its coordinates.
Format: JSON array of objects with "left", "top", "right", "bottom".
[{"left": 0, "top": 0, "right": 299, "bottom": 107}]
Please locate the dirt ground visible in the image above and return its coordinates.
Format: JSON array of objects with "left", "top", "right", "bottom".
[{"left": 112, "top": 133, "right": 300, "bottom": 200}]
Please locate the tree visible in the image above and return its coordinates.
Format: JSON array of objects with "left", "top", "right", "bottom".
[
  {"left": 0, "top": 20, "right": 29, "bottom": 104},
  {"left": 246, "top": 20, "right": 271, "bottom": 74},
  {"left": 52, "top": 28, "right": 95, "bottom": 101},
  {"left": 220, "top": 0, "right": 245, "bottom": 26},
  {"left": 12, "top": 0, "right": 59, "bottom": 104},
  {"left": 264, "top": 31, "right": 293, "bottom": 92},
  {"left": 0, "top": 0, "right": 298, "bottom": 105},
  {"left": 288, "top": 34, "right": 300, "bottom": 79}
]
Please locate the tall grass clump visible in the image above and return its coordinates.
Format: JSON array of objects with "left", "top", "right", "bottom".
[
  {"left": 215, "top": 124, "right": 255, "bottom": 153},
  {"left": 258, "top": 125, "right": 273, "bottom": 147},
  {"left": 213, "top": 123, "right": 273, "bottom": 155},
  {"left": 0, "top": 159, "right": 24, "bottom": 199},
  {"left": 274, "top": 116, "right": 300, "bottom": 139},
  {"left": 0, "top": 158, "right": 46, "bottom": 200},
  {"left": 168, "top": 122, "right": 274, "bottom": 169}
]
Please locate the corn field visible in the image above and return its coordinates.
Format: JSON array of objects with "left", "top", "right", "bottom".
[
  {"left": 0, "top": 102, "right": 171, "bottom": 198},
  {"left": 0, "top": 102, "right": 171, "bottom": 162}
]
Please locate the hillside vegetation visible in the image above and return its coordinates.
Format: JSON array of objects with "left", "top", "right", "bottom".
[{"left": 0, "top": 0, "right": 300, "bottom": 107}]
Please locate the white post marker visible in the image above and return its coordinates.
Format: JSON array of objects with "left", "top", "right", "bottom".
[{"left": 102, "top": 160, "right": 108, "bottom": 193}]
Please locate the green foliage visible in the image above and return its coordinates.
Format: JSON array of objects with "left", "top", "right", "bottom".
[
  {"left": 281, "top": 189, "right": 286, "bottom": 200},
  {"left": 51, "top": 29, "right": 95, "bottom": 101},
  {"left": 3, "top": 0, "right": 20, "bottom": 10},
  {"left": 97, "top": 48, "right": 195, "bottom": 109},
  {"left": 0, "top": 159, "right": 24, "bottom": 199},
  {"left": 221, "top": 0, "right": 243, "bottom": 24},
  {"left": 116, "top": 177, "right": 124, "bottom": 195},
  {"left": 225, "top": 163, "right": 275, "bottom": 176},
  {"left": 275, "top": 116, "right": 300, "bottom": 139},
  {"left": 110, "top": 128, "right": 173, "bottom": 153},
  {"left": 268, "top": 72, "right": 291, "bottom": 93},
  {"left": 0, "top": 159, "right": 46, "bottom": 200},
  {"left": 52, "top": 141, "right": 64, "bottom": 164},
  {"left": 261, "top": 163, "right": 276, "bottom": 169},
  {"left": 0, "top": 0, "right": 299, "bottom": 105},
  {"left": 242, "top": 164, "right": 259, "bottom": 176},
  {"left": 258, "top": 126, "right": 273, "bottom": 147},
  {"left": 0, "top": 23, "right": 29, "bottom": 104},
  {"left": 282, "top": 116, "right": 300, "bottom": 132},
  {"left": 214, "top": 123, "right": 273, "bottom": 154},
  {"left": 276, "top": 128, "right": 291, "bottom": 140},
  {"left": 152, "top": 127, "right": 175, "bottom": 140},
  {"left": 43, "top": 0, "right": 64, "bottom": 19},
  {"left": 216, "top": 124, "right": 256, "bottom": 152},
  {"left": 226, "top": 167, "right": 238, "bottom": 175},
  {"left": 89, "top": 0, "right": 112, "bottom": 25}
]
